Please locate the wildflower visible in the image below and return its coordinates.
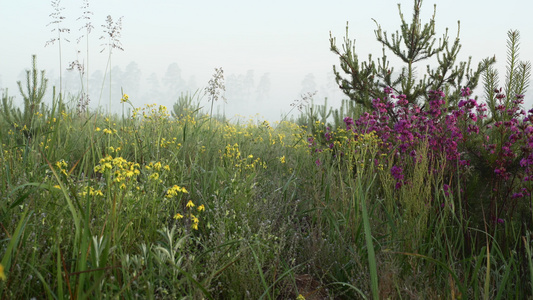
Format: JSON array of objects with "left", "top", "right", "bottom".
[
  {"left": 279, "top": 156, "right": 286, "bottom": 164},
  {"left": 174, "top": 213, "right": 184, "bottom": 220},
  {"left": 166, "top": 185, "right": 188, "bottom": 198},
  {"left": 186, "top": 200, "right": 195, "bottom": 208},
  {"left": 296, "top": 295, "right": 305, "bottom": 300},
  {"left": 461, "top": 87, "right": 471, "bottom": 97},
  {"left": 121, "top": 94, "right": 129, "bottom": 103},
  {"left": 197, "top": 204, "right": 205, "bottom": 212},
  {"left": 191, "top": 222, "right": 198, "bottom": 230},
  {"left": 190, "top": 214, "right": 199, "bottom": 224}
]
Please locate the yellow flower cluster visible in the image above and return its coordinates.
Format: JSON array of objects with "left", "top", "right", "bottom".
[
  {"left": 79, "top": 186, "right": 104, "bottom": 197},
  {"left": 176, "top": 114, "right": 197, "bottom": 126},
  {"left": 141, "top": 103, "right": 171, "bottom": 121},
  {"left": 145, "top": 161, "right": 171, "bottom": 184},
  {"left": 222, "top": 143, "right": 241, "bottom": 160},
  {"left": 165, "top": 185, "right": 189, "bottom": 198},
  {"left": 236, "top": 154, "right": 266, "bottom": 170},
  {"left": 94, "top": 155, "right": 141, "bottom": 184},
  {"left": 107, "top": 146, "right": 121, "bottom": 153},
  {"left": 220, "top": 143, "right": 267, "bottom": 170},
  {"left": 55, "top": 159, "right": 69, "bottom": 176},
  {"left": 103, "top": 128, "right": 117, "bottom": 135},
  {"left": 146, "top": 161, "right": 163, "bottom": 171},
  {"left": 174, "top": 200, "right": 205, "bottom": 230},
  {"left": 159, "top": 137, "right": 181, "bottom": 149},
  {"left": 39, "top": 138, "right": 52, "bottom": 150},
  {"left": 131, "top": 107, "right": 142, "bottom": 119}
]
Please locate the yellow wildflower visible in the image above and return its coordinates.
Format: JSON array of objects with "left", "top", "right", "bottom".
[
  {"left": 166, "top": 185, "right": 188, "bottom": 198},
  {"left": 191, "top": 222, "right": 198, "bottom": 230},
  {"left": 174, "top": 213, "right": 184, "bottom": 219},
  {"left": 190, "top": 214, "right": 199, "bottom": 224},
  {"left": 197, "top": 205, "right": 205, "bottom": 212},
  {"left": 186, "top": 200, "right": 195, "bottom": 208},
  {"left": 121, "top": 94, "right": 129, "bottom": 103}
]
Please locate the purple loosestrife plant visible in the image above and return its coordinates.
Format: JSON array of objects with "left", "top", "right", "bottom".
[{"left": 310, "top": 86, "right": 533, "bottom": 237}]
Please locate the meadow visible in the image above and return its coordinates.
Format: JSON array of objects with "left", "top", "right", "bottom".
[
  {"left": 2, "top": 0, "right": 533, "bottom": 298},
  {"left": 2, "top": 67, "right": 533, "bottom": 299}
]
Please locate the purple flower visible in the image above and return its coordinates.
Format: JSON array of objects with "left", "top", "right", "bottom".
[
  {"left": 391, "top": 165, "right": 404, "bottom": 181},
  {"left": 461, "top": 87, "right": 472, "bottom": 97},
  {"left": 344, "top": 117, "right": 354, "bottom": 130}
]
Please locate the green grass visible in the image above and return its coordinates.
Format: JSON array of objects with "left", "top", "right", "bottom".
[{"left": 0, "top": 93, "right": 532, "bottom": 299}]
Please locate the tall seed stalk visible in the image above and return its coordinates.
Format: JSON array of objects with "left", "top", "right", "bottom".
[{"left": 45, "top": 0, "right": 70, "bottom": 101}]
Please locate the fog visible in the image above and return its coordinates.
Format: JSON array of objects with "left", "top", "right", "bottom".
[{"left": 1, "top": 0, "right": 533, "bottom": 122}]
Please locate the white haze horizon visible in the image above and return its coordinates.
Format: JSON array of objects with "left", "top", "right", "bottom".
[{"left": 1, "top": 0, "right": 532, "bottom": 122}]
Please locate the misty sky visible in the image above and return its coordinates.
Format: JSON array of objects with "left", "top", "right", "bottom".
[{"left": 1, "top": 0, "right": 532, "bottom": 121}]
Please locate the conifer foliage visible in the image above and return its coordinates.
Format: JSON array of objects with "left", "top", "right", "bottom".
[{"left": 330, "top": 0, "right": 495, "bottom": 109}]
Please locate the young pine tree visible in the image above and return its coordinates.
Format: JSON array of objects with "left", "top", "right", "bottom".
[{"left": 330, "top": 0, "right": 495, "bottom": 109}]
